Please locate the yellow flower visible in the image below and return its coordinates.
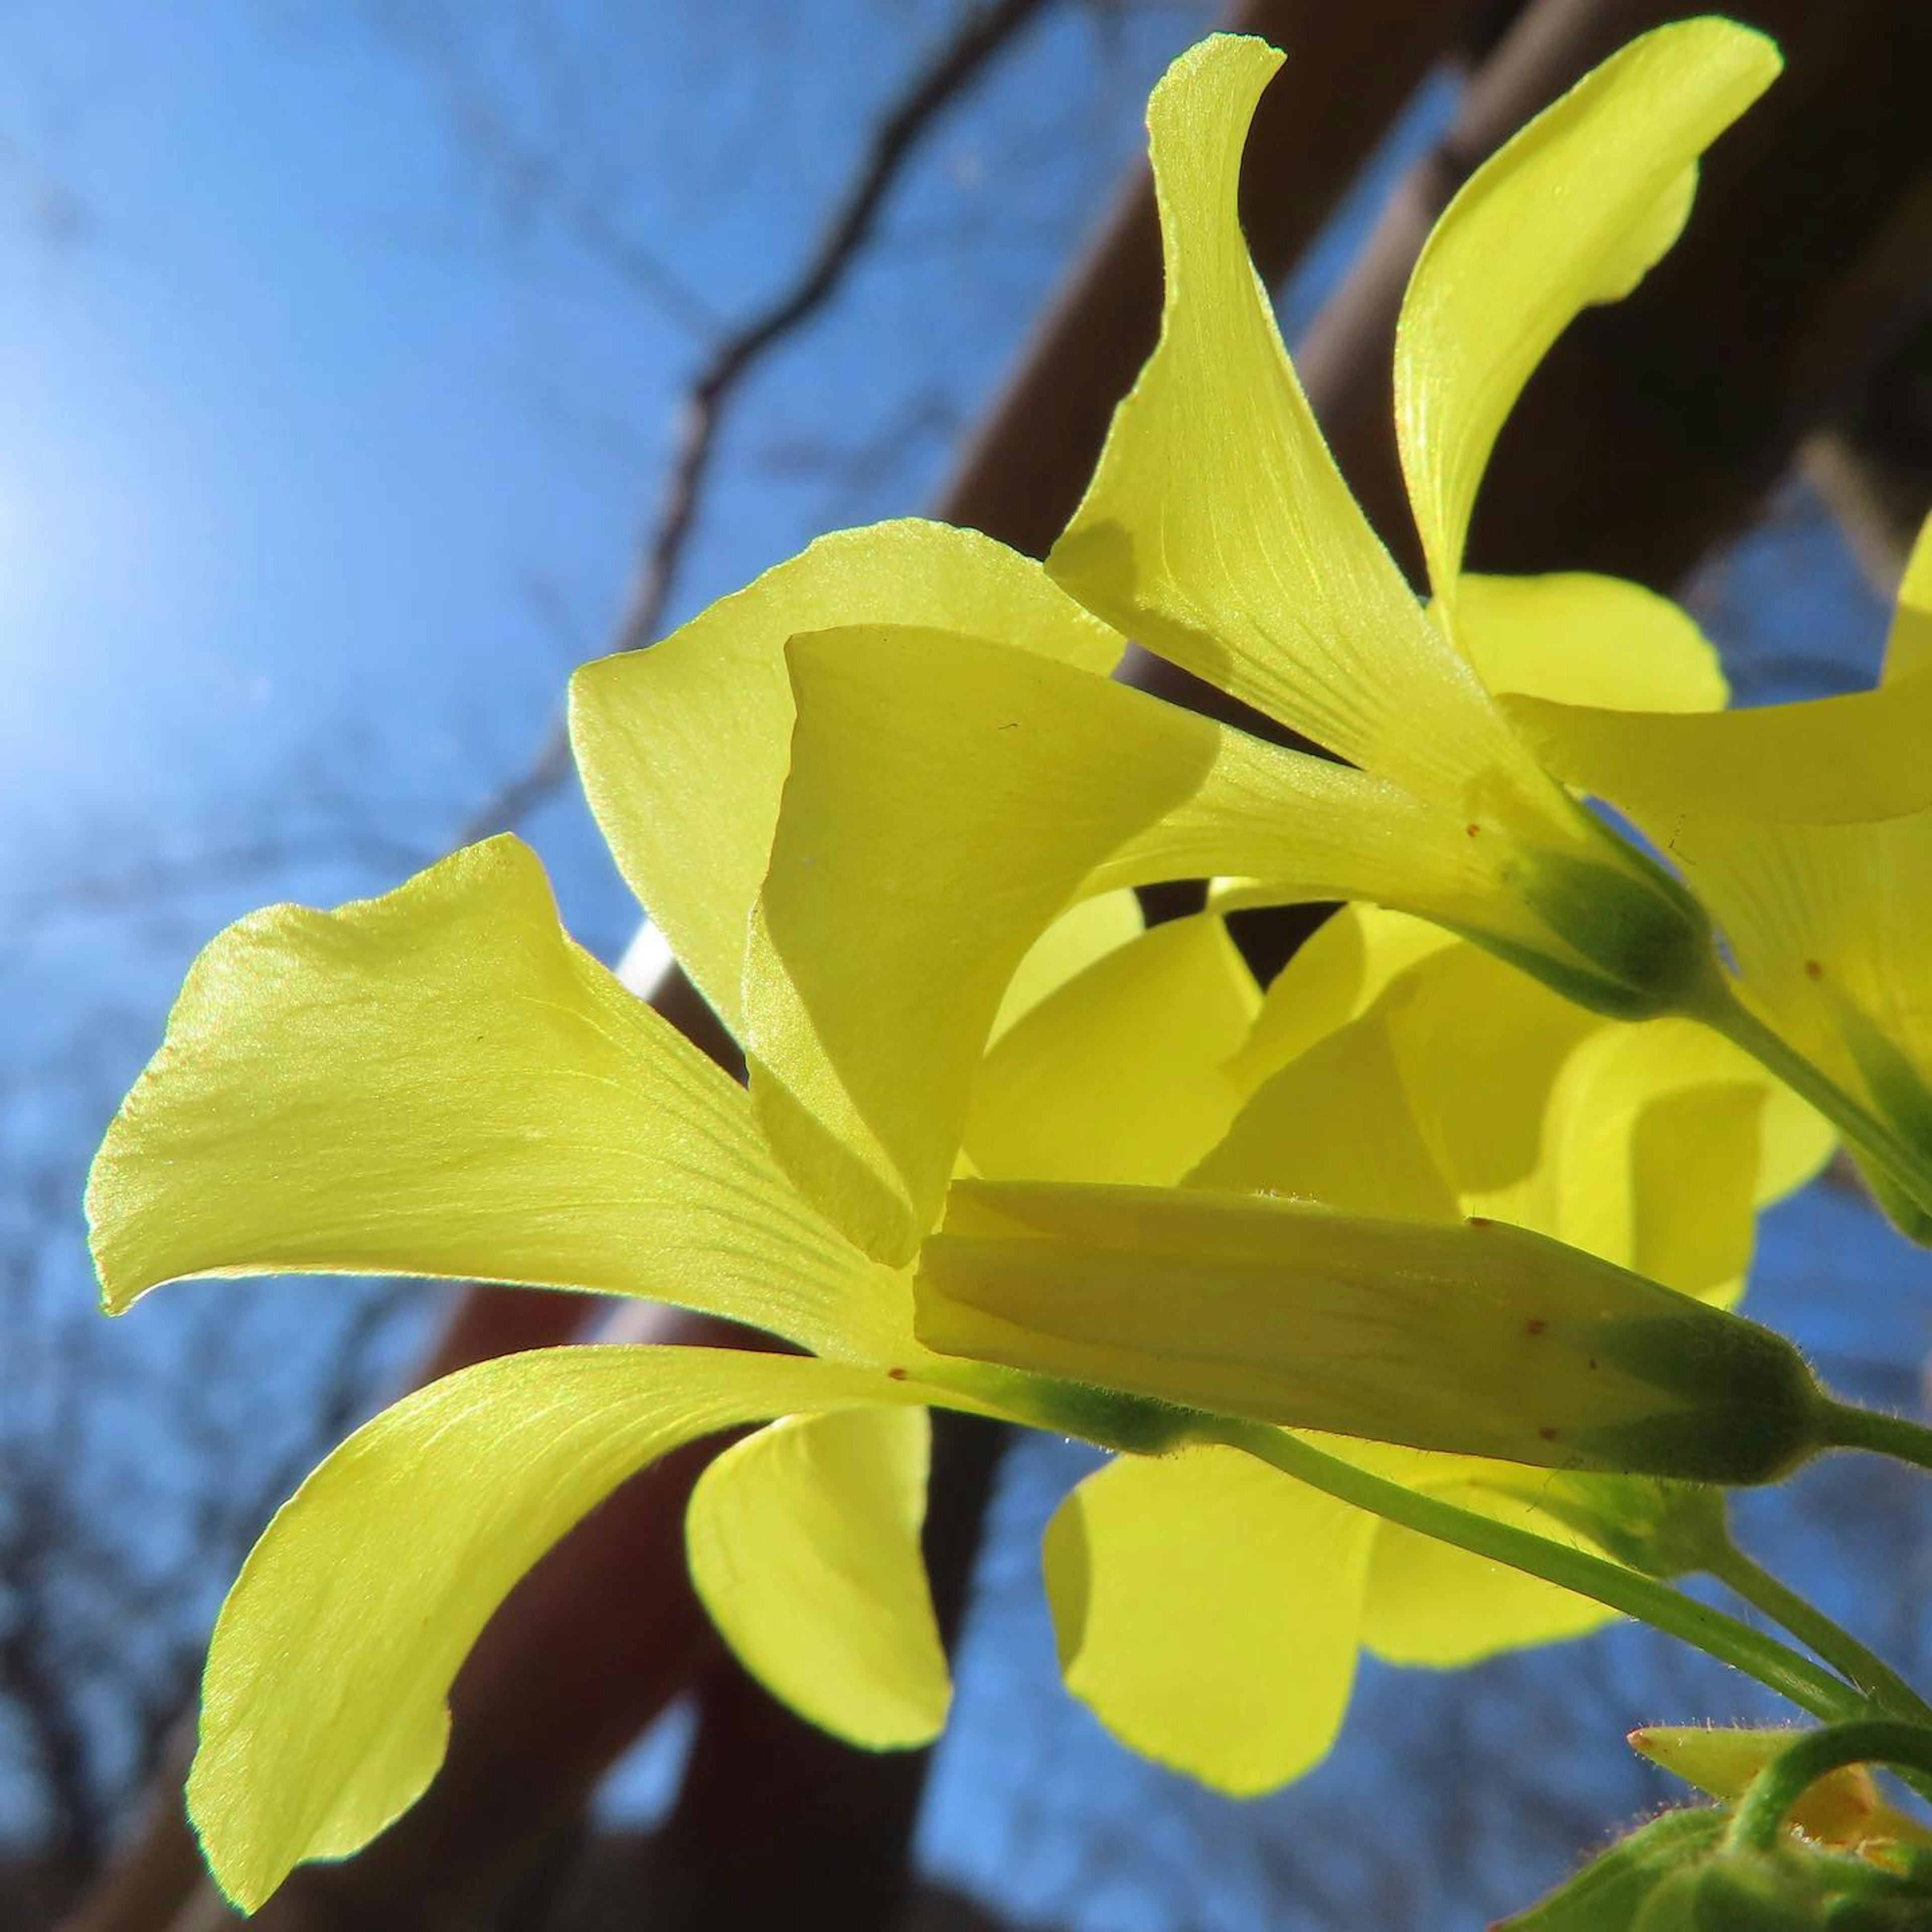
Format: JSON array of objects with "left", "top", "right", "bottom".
[
  {"left": 660, "top": 24, "right": 1929, "bottom": 1266},
  {"left": 81, "top": 20, "right": 1900, "bottom": 1909},
  {"left": 88, "top": 841, "right": 1826, "bottom": 1902},
  {"left": 1501, "top": 513, "right": 1932, "bottom": 1238},
  {"left": 971, "top": 903, "right": 1832, "bottom": 1793}
]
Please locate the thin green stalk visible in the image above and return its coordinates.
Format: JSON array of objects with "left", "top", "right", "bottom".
[
  {"left": 1701, "top": 983, "right": 1932, "bottom": 1222},
  {"left": 1822, "top": 1399, "right": 1932, "bottom": 1475},
  {"left": 1212, "top": 1418, "right": 1863, "bottom": 1722},
  {"left": 1727, "top": 1719, "right": 1932, "bottom": 1854},
  {"left": 1704, "top": 1533, "right": 1932, "bottom": 1725}
]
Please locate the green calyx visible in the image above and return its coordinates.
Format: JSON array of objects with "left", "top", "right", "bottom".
[{"left": 1508, "top": 837, "right": 1721, "bottom": 1021}]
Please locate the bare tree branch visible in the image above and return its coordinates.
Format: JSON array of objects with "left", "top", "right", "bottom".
[{"left": 459, "top": 0, "right": 1060, "bottom": 844}]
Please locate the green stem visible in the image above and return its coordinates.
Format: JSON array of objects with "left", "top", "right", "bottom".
[
  {"left": 1212, "top": 1418, "right": 1862, "bottom": 1722},
  {"left": 1822, "top": 1399, "right": 1932, "bottom": 1475},
  {"left": 1726, "top": 1719, "right": 1932, "bottom": 1853},
  {"left": 1704, "top": 1533, "right": 1932, "bottom": 1725},
  {"left": 1701, "top": 982, "right": 1932, "bottom": 1221}
]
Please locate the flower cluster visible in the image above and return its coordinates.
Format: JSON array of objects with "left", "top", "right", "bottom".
[{"left": 88, "top": 17, "right": 1932, "bottom": 1914}]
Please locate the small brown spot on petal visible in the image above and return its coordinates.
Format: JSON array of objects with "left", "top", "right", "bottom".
[
  {"left": 1805, "top": 958, "right": 1824, "bottom": 981},
  {"left": 886, "top": 1367, "right": 908, "bottom": 1382},
  {"left": 1525, "top": 1318, "right": 1547, "bottom": 1337},
  {"left": 1539, "top": 1426, "right": 1560, "bottom": 1442},
  {"left": 1465, "top": 822, "right": 1481, "bottom": 838}
]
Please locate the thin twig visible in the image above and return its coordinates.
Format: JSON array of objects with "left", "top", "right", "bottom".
[{"left": 461, "top": 0, "right": 1058, "bottom": 843}]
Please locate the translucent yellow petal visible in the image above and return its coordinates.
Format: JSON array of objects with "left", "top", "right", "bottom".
[
  {"left": 1503, "top": 671, "right": 1932, "bottom": 826},
  {"left": 746, "top": 624, "right": 1465, "bottom": 1263},
  {"left": 1497, "top": 688, "right": 1932, "bottom": 1222},
  {"left": 686, "top": 1406, "right": 947, "bottom": 1750},
  {"left": 1187, "top": 999, "right": 1461, "bottom": 1223},
  {"left": 1361, "top": 1479, "right": 1619, "bottom": 1668},
  {"left": 989, "top": 889, "right": 1143, "bottom": 1045},
  {"left": 1045, "top": 35, "right": 1522, "bottom": 801},
  {"left": 917, "top": 1180, "right": 1825, "bottom": 1482},
  {"left": 1397, "top": 20, "right": 1779, "bottom": 604},
  {"left": 189, "top": 1346, "right": 926, "bottom": 1912},
  {"left": 1356, "top": 944, "right": 1599, "bottom": 1209},
  {"left": 1538, "top": 1023, "right": 1830, "bottom": 1304},
  {"left": 1358, "top": 948, "right": 1799, "bottom": 1288},
  {"left": 86, "top": 838, "right": 902, "bottom": 1361},
  {"left": 1212, "top": 933, "right": 1826, "bottom": 1298},
  {"left": 1883, "top": 510, "right": 1932, "bottom": 685},
  {"left": 1043, "top": 1445, "right": 1376, "bottom": 1795},
  {"left": 569, "top": 520, "right": 1119, "bottom": 1031},
  {"left": 1654, "top": 810, "right": 1932, "bottom": 1227},
  {"left": 1224, "top": 904, "right": 1455, "bottom": 1093},
  {"left": 1454, "top": 573, "right": 1727, "bottom": 713},
  {"left": 967, "top": 915, "right": 1258, "bottom": 1187}
]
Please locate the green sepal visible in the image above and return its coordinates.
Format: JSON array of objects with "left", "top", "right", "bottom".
[
  {"left": 1494, "top": 1808, "right": 1726, "bottom": 1928},
  {"left": 1529, "top": 1477, "right": 1730, "bottom": 1579},
  {"left": 1501, "top": 1815, "right": 1932, "bottom": 1930}
]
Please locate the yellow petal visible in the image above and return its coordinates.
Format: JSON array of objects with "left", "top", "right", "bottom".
[
  {"left": 686, "top": 1405, "right": 947, "bottom": 1750},
  {"left": 968, "top": 914, "right": 1258, "bottom": 1187},
  {"left": 1670, "top": 811, "right": 1932, "bottom": 1230},
  {"left": 189, "top": 1346, "right": 926, "bottom": 1912},
  {"left": 1543, "top": 1027, "right": 1831, "bottom": 1307},
  {"left": 1224, "top": 904, "right": 1456, "bottom": 1093},
  {"left": 1454, "top": 573, "right": 1727, "bottom": 713},
  {"left": 1045, "top": 35, "right": 1524, "bottom": 803},
  {"left": 1361, "top": 1477, "right": 1619, "bottom": 1668},
  {"left": 1211, "top": 933, "right": 1826, "bottom": 1301},
  {"left": 1504, "top": 671, "right": 1932, "bottom": 825},
  {"left": 570, "top": 520, "right": 1119, "bottom": 1031},
  {"left": 1397, "top": 20, "right": 1779, "bottom": 606},
  {"left": 917, "top": 1180, "right": 1826, "bottom": 1481},
  {"left": 1043, "top": 1445, "right": 1376, "bottom": 1795},
  {"left": 1187, "top": 996, "right": 1461, "bottom": 1223},
  {"left": 989, "top": 889, "right": 1143, "bottom": 1045},
  {"left": 746, "top": 624, "right": 1460, "bottom": 1263},
  {"left": 1883, "top": 509, "right": 1932, "bottom": 685},
  {"left": 1500, "top": 689, "right": 1932, "bottom": 1223},
  {"left": 86, "top": 838, "right": 898, "bottom": 1363}
]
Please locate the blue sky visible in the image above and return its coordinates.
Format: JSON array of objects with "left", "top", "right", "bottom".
[{"left": 6, "top": 6, "right": 1931, "bottom": 1925}]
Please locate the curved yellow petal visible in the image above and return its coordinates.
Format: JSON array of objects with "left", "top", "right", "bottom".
[
  {"left": 1454, "top": 573, "right": 1727, "bottom": 713},
  {"left": 1667, "top": 810, "right": 1932, "bottom": 1230},
  {"left": 686, "top": 1406, "right": 947, "bottom": 1751},
  {"left": 746, "top": 624, "right": 1458, "bottom": 1263},
  {"left": 968, "top": 915, "right": 1257, "bottom": 1187},
  {"left": 1499, "top": 682, "right": 1932, "bottom": 1225},
  {"left": 1361, "top": 1479, "right": 1619, "bottom": 1668},
  {"left": 189, "top": 1346, "right": 925, "bottom": 1913},
  {"left": 1187, "top": 998, "right": 1461, "bottom": 1223},
  {"left": 989, "top": 890, "right": 1143, "bottom": 1046},
  {"left": 1043, "top": 1446, "right": 1375, "bottom": 1795},
  {"left": 1361, "top": 944, "right": 1598, "bottom": 1207},
  {"left": 1213, "top": 931, "right": 1826, "bottom": 1297},
  {"left": 1224, "top": 904, "right": 1456, "bottom": 1093},
  {"left": 86, "top": 838, "right": 897, "bottom": 1361},
  {"left": 1045, "top": 35, "right": 1521, "bottom": 803},
  {"left": 918, "top": 1180, "right": 1825, "bottom": 1482},
  {"left": 1883, "top": 509, "right": 1932, "bottom": 686},
  {"left": 569, "top": 520, "right": 1119, "bottom": 1031},
  {"left": 1503, "top": 671, "right": 1932, "bottom": 826},
  {"left": 1538, "top": 1023, "right": 1831, "bottom": 1304},
  {"left": 1397, "top": 20, "right": 1779, "bottom": 606}
]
